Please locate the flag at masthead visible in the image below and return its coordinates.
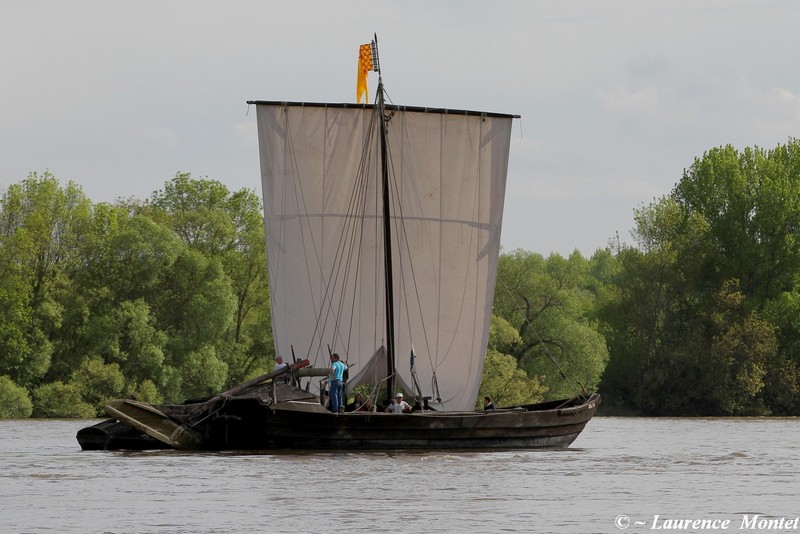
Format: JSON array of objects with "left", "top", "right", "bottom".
[{"left": 356, "top": 36, "right": 379, "bottom": 103}]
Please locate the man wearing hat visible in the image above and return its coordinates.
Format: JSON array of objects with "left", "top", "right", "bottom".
[{"left": 385, "top": 392, "right": 412, "bottom": 414}]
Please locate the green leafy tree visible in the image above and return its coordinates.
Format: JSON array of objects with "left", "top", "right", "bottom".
[
  {"left": 180, "top": 345, "right": 228, "bottom": 398},
  {"left": 494, "top": 250, "right": 609, "bottom": 399},
  {"left": 70, "top": 357, "right": 126, "bottom": 415},
  {"left": 107, "top": 299, "right": 168, "bottom": 389},
  {"left": 147, "top": 173, "right": 236, "bottom": 254},
  {"left": 599, "top": 198, "right": 709, "bottom": 414},
  {"left": 0, "top": 376, "right": 33, "bottom": 418},
  {"left": 132, "top": 379, "right": 163, "bottom": 404},
  {"left": 479, "top": 349, "right": 547, "bottom": 408},
  {"left": 145, "top": 173, "right": 271, "bottom": 390},
  {"left": 0, "top": 171, "right": 276, "bottom": 414},
  {"left": 601, "top": 140, "right": 800, "bottom": 415},
  {"left": 220, "top": 189, "right": 272, "bottom": 383},
  {"left": 32, "top": 381, "right": 95, "bottom": 418},
  {"left": 762, "top": 287, "right": 800, "bottom": 414},
  {"left": 0, "top": 173, "right": 92, "bottom": 387},
  {"left": 673, "top": 143, "right": 800, "bottom": 303},
  {"left": 156, "top": 248, "right": 235, "bottom": 390},
  {"left": 47, "top": 210, "right": 178, "bottom": 384},
  {"left": 488, "top": 314, "right": 522, "bottom": 352}
]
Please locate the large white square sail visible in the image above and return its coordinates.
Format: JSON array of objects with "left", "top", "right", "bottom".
[{"left": 255, "top": 102, "right": 513, "bottom": 411}]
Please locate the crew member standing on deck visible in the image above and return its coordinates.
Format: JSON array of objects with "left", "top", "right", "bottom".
[
  {"left": 385, "top": 392, "right": 412, "bottom": 413},
  {"left": 329, "top": 353, "right": 347, "bottom": 413}
]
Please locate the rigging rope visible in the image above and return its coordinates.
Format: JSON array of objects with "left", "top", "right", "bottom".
[
  {"left": 287, "top": 105, "right": 382, "bottom": 366},
  {"left": 382, "top": 114, "right": 436, "bottom": 375},
  {"left": 495, "top": 272, "right": 584, "bottom": 396},
  {"left": 276, "top": 99, "right": 497, "bottom": 408}
]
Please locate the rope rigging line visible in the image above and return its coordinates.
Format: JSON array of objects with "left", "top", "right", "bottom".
[
  {"left": 188, "top": 396, "right": 230, "bottom": 428},
  {"left": 277, "top": 99, "right": 502, "bottom": 406},
  {"left": 288, "top": 96, "right": 410, "bottom": 377},
  {"left": 429, "top": 114, "right": 484, "bottom": 375},
  {"left": 291, "top": 106, "right": 380, "bottom": 365},
  {"left": 382, "top": 114, "right": 452, "bottom": 409},
  {"left": 382, "top": 111, "right": 491, "bottom": 406},
  {"left": 274, "top": 105, "right": 366, "bottom": 365},
  {"left": 382, "top": 114, "right": 436, "bottom": 373},
  {"left": 320, "top": 109, "right": 377, "bottom": 360},
  {"left": 283, "top": 108, "right": 341, "bottom": 366},
  {"left": 495, "top": 271, "right": 584, "bottom": 396},
  {"left": 339, "top": 106, "right": 386, "bottom": 360},
  {"left": 280, "top": 109, "right": 323, "bottom": 363}
]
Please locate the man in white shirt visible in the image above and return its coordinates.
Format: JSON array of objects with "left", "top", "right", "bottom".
[{"left": 386, "top": 392, "right": 412, "bottom": 414}]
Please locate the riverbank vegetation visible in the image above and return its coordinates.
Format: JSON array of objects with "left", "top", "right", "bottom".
[{"left": 2, "top": 139, "right": 800, "bottom": 418}]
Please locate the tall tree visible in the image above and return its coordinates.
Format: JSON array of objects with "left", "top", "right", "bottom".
[
  {"left": 48, "top": 207, "right": 179, "bottom": 385},
  {"left": 673, "top": 142, "right": 800, "bottom": 303},
  {"left": 480, "top": 315, "right": 547, "bottom": 407},
  {"left": 601, "top": 140, "right": 800, "bottom": 415},
  {"left": 0, "top": 173, "right": 92, "bottom": 387},
  {"left": 493, "top": 250, "right": 609, "bottom": 399},
  {"left": 144, "top": 173, "right": 271, "bottom": 391}
]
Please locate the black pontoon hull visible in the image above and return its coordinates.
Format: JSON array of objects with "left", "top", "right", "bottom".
[{"left": 76, "top": 419, "right": 170, "bottom": 451}]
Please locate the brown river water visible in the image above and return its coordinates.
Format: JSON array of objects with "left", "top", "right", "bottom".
[{"left": 1, "top": 417, "right": 798, "bottom": 533}]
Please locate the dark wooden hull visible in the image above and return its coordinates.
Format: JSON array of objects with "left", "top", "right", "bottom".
[
  {"left": 77, "top": 389, "right": 600, "bottom": 452},
  {"left": 206, "top": 403, "right": 596, "bottom": 450}
]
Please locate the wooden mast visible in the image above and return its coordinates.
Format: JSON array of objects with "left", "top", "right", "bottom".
[{"left": 372, "top": 36, "right": 396, "bottom": 406}]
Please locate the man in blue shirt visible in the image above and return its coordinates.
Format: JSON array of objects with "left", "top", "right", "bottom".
[{"left": 329, "top": 353, "right": 347, "bottom": 413}]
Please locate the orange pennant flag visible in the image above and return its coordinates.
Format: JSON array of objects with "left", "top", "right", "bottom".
[{"left": 357, "top": 43, "right": 372, "bottom": 103}]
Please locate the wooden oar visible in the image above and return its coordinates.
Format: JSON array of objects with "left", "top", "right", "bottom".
[{"left": 215, "top": 358, "right": 310, "bottom": 398}]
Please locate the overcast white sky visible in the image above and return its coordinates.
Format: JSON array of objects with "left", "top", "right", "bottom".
[{"left": 2, "top": 1, "right": 799, "bottom": 256}]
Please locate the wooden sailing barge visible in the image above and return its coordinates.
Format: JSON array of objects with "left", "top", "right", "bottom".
[{"left": 77, "top": 37, "right": 599, "bottom": 452}]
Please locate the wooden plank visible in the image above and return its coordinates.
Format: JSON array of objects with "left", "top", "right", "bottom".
[{"left": 106, "top": 400, "right": 203, "bottom": 450}]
